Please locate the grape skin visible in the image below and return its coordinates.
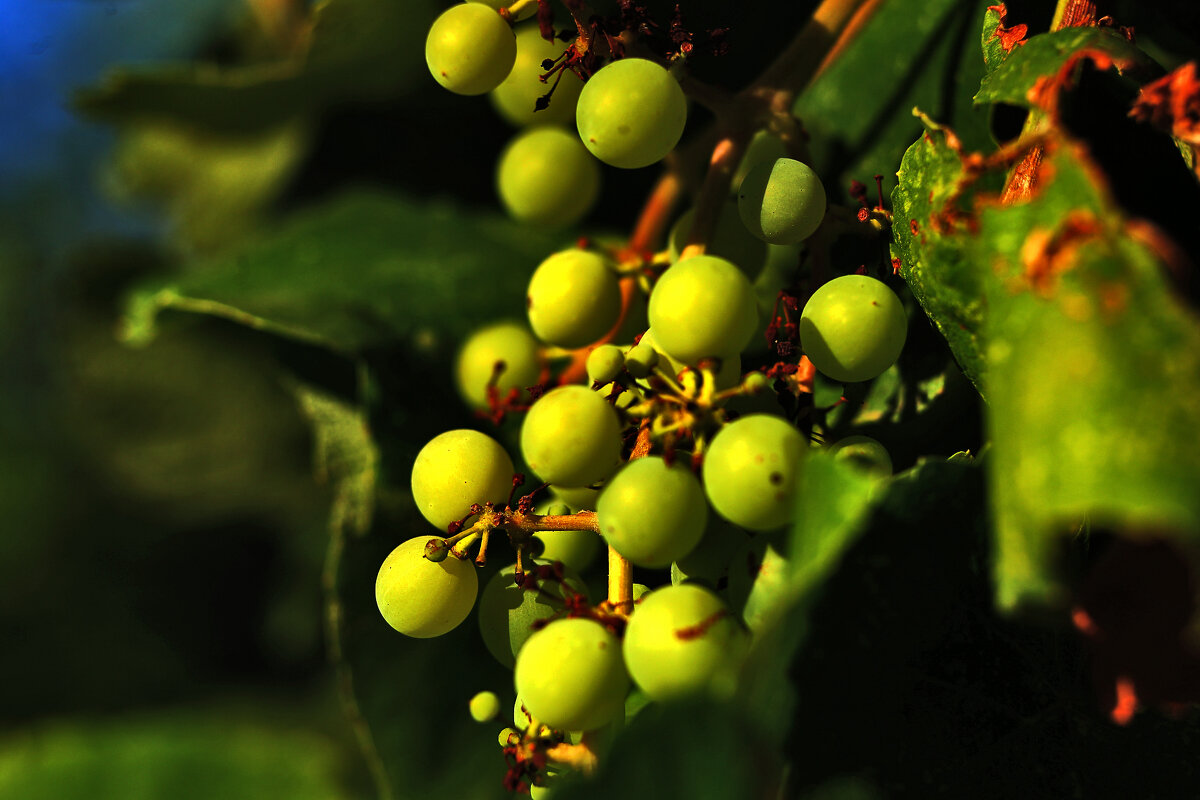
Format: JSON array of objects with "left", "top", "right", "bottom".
[
  {"left": 827, "top": 434, "right": 893, "bottom": 479},
  {"left": 647, "top": 256, "right": 759, "bottom": 365},
  {"left": 575, "top": 58, "right": 687, "bottom": 169},
  {"left": 586, "top": 344, "right": 625, "bottom": 385},
  {"left": 597, "top": 456, "right": 707, "bottom": 568},
  {"left": 799, "top": 274, "right": 907, "bottom": 383},
  {"left": 526, "top": 249, "right": 621, "bottom": 349},
  {"left": 477, "top": 560, "right": 589, "bottom": 668},
  {"left": 737, "top": 157, "right": 827, "bottom": 244},
  {"left": 425, "top": 3, "right": 517, "bottom": 96},
  {"left": 702, "top": 415, "right": 806, "bottom": 531},
  {"left": 469, "top": 690, "right": 501, "bottom": 722},
  {"left": 490, "top": 24, "right": 583, "bottom": 126},
  {"left": 520, "top": 385, "right": 623, "bottom": 488},
  {"left": 455, "top": 321, "right": 541, "bottom": 409},
  {"left": 667, "top": 199, "right": 768, "bottom": 278},
  {"left": 496, "top": 127, "right": 600, "bottom": 228},
  {"left": 376, "top": 536, "right": 479, "bottom": 638},
  {"left": 410, "top": 429, "right": 515, "bottom": 531}
]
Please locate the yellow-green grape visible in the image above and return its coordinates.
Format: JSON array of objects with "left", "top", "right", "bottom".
[
  {"left": 827, "top": 434, "right": 893, "bottom": 479},
  {"left": 478, "top": 560, "right": 589, "bottom": 668},
  {"left": 470, "top": 690, "right": 502, "bottom": 722},
  {"left": 671, "top": 519, "right": 750, "bottom": 590},
  {"left": 514, "top": 617, "right": 630, "bottom": 731},
  {"left": 527, "top": 249, "right": 621, "bottom": 348},
  {"left": 490, "top": 24, "right": 582, "bottom": 126},
  {"left": 727, "top": 537, "right": 789, "bottom": 631},
  {"left": 455, "top": 321, "right": 541, "bottom": 409},
  {"left": 534, "top": 525, "right": 601, "bottom": 573},
  {"left": 575, "top": 58, "right": 687, "bottom": 169},
  {"left": 597, "top": 456, "right": 707, "bottom": 568},
  {"left": 498, "top": 727, "right": 519, "bottom": 746},
  {"left": 426, "top": 3, "right": 517, "bottom": 96},
  {"left": 637, "top": 328, "right": 741, "bottom": 391},
  {"left": 731, "top": 129, "right": 787, "bottom": 191},
  {"left": 411, "top": 429, "right": 515, "bottom": 530},
  {"left": 622, "top": 584, "right": 747, "bottom": 701},
  {"left": 376, "top": 536, "right": 479, "bottom": 637},
  {"left": 469, "top": 0, "right": 535, "bottom": 20},
  {"left": 586, "top": 344, "right": 625, "bottom": 385},
  {"left": 623, "top": 340, "right": 658, "bottom": 379},
  {"left": 647, "top": 256, "right": 758, "bottom": 365},
  {"left": 799, "top": 274, "right": 907, "bottom": 383},
  {"left": 737, "top": 157, "right": 827, "bottom": 244},
  {"left": 549, "top": 484, "right": 601, "bottom": 512},
  {"left": 701, "top": 415, "right": 806, "bottom": 531},
  {"left": 521, "top": 386, "right": 622, "bottom": 487},
  {"left": 667, "top": 199, "right": 768, "bottom": 278},
  {"left": 497, "top": 127, "right": 600, "bottom": 228}
]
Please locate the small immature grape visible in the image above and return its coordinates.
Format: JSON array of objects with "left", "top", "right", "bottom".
[
  {"left": 470, "top": 690, "right": 502, "bottom": 722},
  {"left": 527, "top": 249, "right": 621, "bottom": 349},
  {"left": 376, "top": 536, "right": 479, "bottom": 638},
  {"left": 455, "top": 321, "right": 541, "bottom": 409},
  {"left": 648, "top": 256, "right": 758, "bottom": 365},
  {"left": 586, "top": 344, "right": 625, "bottom": 384},
  {"left": 597, "top": 456, "right": 707, "bottom": 568},
  {"left": 799, "top": 274, "right": 907, "bottom": 383},
  {"left": 623, "top": 584, "right": 747, "bottom": 701},
  {"left": 411, "top": 429, "right": 515, "bottom": 531},
  {"left": 515, "top": 617, "right": 630, "bottom": 731},
  {"left": 623, "top": 340, "right": 658, "bottom": 379},
  {"left": 497, "top": 127, "right": 600, "bottom": 228},
  {"left": 667, "top": 199, "right": 768, "bottom": 278},
  {"left": 702, "top": 415, "right": 806, "bottom": 531},
  {"left": 576, "top": 58, "right": 687, "bottom": 169},
  {"left": 737, "top": 157, "right": 827, "bottom": 244},
  {"left": 827, "top": 434, "right": 893, "bottom": 479},
  {"left": 638, "top": 328, "right": 741, "bottom": 390},
  {"left": 490, "top": 24, "right": 582, "bottom": 126},
  {"left": 425, "top": 3, "right": 517, "bottom": 96},
  {"left": 731, "top": 129, "right": 787, "bottom": 192},
  {"left": 533, "top": 497, "right": 601, "bottom": 572},
  {"left": 521, "top": 385, "right": 622, "bottom": 487},
  {"left": 478, "top": 560, "right": 589, "bottom": 668}
]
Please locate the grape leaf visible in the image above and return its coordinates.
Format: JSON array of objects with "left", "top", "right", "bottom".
[
  {"left": 120, "top": 191, "right": 560, "bottom": 354},
  {"left": 980, "top": 4, "right": 1021, "bottom": 76}
]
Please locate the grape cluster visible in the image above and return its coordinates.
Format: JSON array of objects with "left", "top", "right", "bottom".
[{"left": 372, "top": 3, "right": 913, "bottom": 794}]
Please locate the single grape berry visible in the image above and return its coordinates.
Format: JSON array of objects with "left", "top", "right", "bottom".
[
  {"left": 455, "top": 321, "right": 541, "bottom": 409},
  {"left": 497, "top": 127, "right": 600, "bottom": 228},
  {"left": 477, "top": 560, "right": 589, "bottom": 668},
  {"left": 520, "top": 385, "right": 622, "bottom": 487},
  {"left": 527, "top": 249, "right": 621, "bottom": 349},
  {"left": 827, "top": 434, "right": 893, "bottom": 479},
  {"left": 425, "top": 3, "right": 517, "bottom": 96},
  {"left": 576, "top": 58, "right": 687, "bottom": 169},
  {"left": 702, "top": 415, "right": 806, "bottom": 531},
  {"left": 667, "top": 199, "right": 768, "bottom": 278},
  {"left": 411, "top": 429, "right": 515, "bottom": 531},
  {"left": 514, "top": 617, "right": 630, "bottom": 731},
  {"left": 490, "top": 23, "right": 582, "bottom": 126},
  {"left": 376, "top": 536, "right": 479, "bottom": 637},
  {"left": 586, "top": 344, "right": 625, "bottom": 385},
  {"left": 469, "top": 690, "right": 501, "bottom": 722},
  {"left": 647, "top": 256, "right": 758, "bottom": 365},
  {"left": 737, "top": 157, "right": 827, "bottom": 244},
  {"left": 623, "top": 339, "right": 658, "bottom": 379},
  {"left": 637, "top": 329, "right": 741, "bottom": 390},
  {"left": 799, "top": 274, "right": 907, "bottom": 383},
  {"left": 597, "top": 456, "right": 707, "bottom": 568},
  {"left": 671, "top": 519, "right": 749, "bottom": 590}
]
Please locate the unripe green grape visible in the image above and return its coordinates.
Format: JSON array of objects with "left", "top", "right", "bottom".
[
  {"left": 623, "top": 340, "right": 658, "bottom": 379},
  {"left": 515, "top": 617, "right": 629, "bottom": 731},
  {"left": 455, "top": 321, "right": 541, "bottom": 409},
  {"left": 478, "top": 560, "right": 589, "bottom": 668},
  {"left": 799, "top": 274, "right": 907, "bottom": 383},
  {"left": 426, "top": 3, "right": 517, "bottom": 96},
  {"left": 737, "top": 157, "right": 827, "bottom": 244},
  {"left": 667, "top": 199, "right": 768, "bottom": 278},
  {"left": 576, "top": 58, "right": 687, "bottom": 169},
  {"left": 376, "top": 536, "right": 479, "bottom": 637},
  {"left": 702, "top": 415, "right": 806, "bottom": 531},
  {"left": 727, "top": 537, "right": 789, "bottom": 631},
  {"left": 827, "top": 434, "right": 893, "bottom": 479},
  {"left": 527, "top": 249, "right": 621, "bottom": 349},
  {"left": 647, "top": 256, "right": 758, "bottom": 365},
  {"left": 623, "top": 584, "right": 747, "bottom": 701},
  {"left": 532, "top": 501, "right": 602, "bottom": 572},
  {"left": 521, "top": 386, "right": 623, "bottom": 487},
  {"left": 470, "top": 690, "right": 502, "bottom": 722},
  {"left": 490, "top": 24, "right": 582, "bottom": 126},
  {"left": 411, "top": 429, "right": 515, "bottom": 531},
  {"left": 597, "top": 456, "right": 707, "bottom": 568},
  {"left": 637, "top": 329, "right": 741, "bottom": 391},
  {"left": 549, "top": 484, "right": 601, "bottom": 512},
  {"left": 497, "top": 127, "right": 600, "bottom": 228},
  {"left": 586, "top": 344, "right": 625, "bottom": 385},
  {"left": 672, "top": 519, "right": 750, "bottom": 590},
  {"left": 498, "top": 726, "right": 519, "bottom": 746},
  {"left": 731, "top": 129, "right": 787, "bottom": 192}
]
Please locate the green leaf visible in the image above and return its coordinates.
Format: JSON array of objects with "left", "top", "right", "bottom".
[
  {"left": 120, "top": 191, "right": 561, "bottom": 354},
  {"left": 980, "top": 4, "right": 1015, "bottom": 76}
]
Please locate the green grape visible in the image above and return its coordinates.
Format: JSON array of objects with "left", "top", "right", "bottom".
[
  {"left": 478, "top": 560, "right": 589, "bottom": 668},
  {"left": 426, "top": 3, "right": 517, "bottom": 96},
  {"left": 521, "top": 386, "right": 623, "bottom": 487},
  {"left": 469, "top": 0, "right": 535, "bottom": 19},
  {"left": 549, "top": 484, "right": 601, "bottom": 512},
  {"left": 490, "top": 24, "right": 582, "bottom": 126},
  {"left": 637, "top": 329, "right": 741, "bottom": 391},
  {"left": 586, "top": 344, "right": 625, "bottom": 385},
  {"left": 702, "top": 415, "right": 806, "bottom": 531},
  {"left": 622, "top": 584, "right": 747, "bottom": 701},
  {"left": 376, "top": 536, "right": 479, "bottom": 637},
  {"left": 622, "top": 340, "right": 658, "bottom": 379},
  {"left": 737, "top": 157, "right": 827, "bottom": 244},
  {"left": 731, "top": 129, "right": 787, "bottom": 192},
  {"left": 671, "top": 519, "right": 749, "bottom": 590},
  {"left": 514, "top": 617, "right": 629, "bottom": 731},
  {"left": 667, "top": 198, "right": 768, "bottom": 278},
  {"left": 575, "top": 58, "right": 687, "bottom": 169},
  {"left": 597, "top": 456, "right": 707, "bottom": 568},
  {"left": 727, "top": 537, "right": 789, "bottom": 631},
  {"left": 498, "top": 727, "right": 519, "bottom": 746},
  {"left": 527, "top": 249, "right": 621, "bottom": 348},
  {"left": 411, "top": 429, "right": 515, "bottom": 530},
  {"left": 469, "top": 690, "right": 501, "bottom": 722},
  {"left": 799, "top": 274, "right": 907, "bottom": 383},
  {"left": 497, "top": 127, "right": 600, "bottom": 228},
  {"left": 534, "top": 525, "right": 601, "bottom": 573},
  {"left": 647, "top": 256, "right": 758, "bottom": 365},
  {"left": 455, "top": 321, "right": 542, "bottom": 409},
  {"left": 827, "top": 434, "right": 893, "bottom": 479}
]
